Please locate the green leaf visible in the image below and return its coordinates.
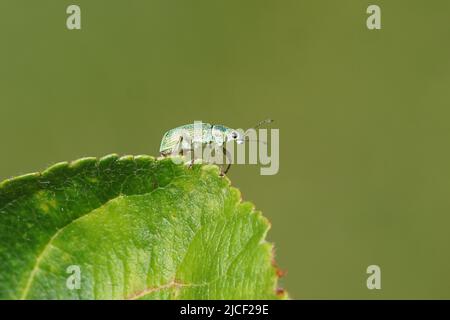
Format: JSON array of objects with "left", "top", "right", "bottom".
[{"left": 0, "top": 154, "right": 286, "bottom": 300}]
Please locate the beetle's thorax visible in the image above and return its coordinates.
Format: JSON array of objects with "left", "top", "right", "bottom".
[{"left": 212, "top": 125, "right": 233, "bottom": 145}]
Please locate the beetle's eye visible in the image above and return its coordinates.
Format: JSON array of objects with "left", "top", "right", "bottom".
[{"left": 231, "top": 132, "right": 238, "bottom": 139}]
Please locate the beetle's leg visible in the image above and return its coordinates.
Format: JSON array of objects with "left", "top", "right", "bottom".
[
  {"left": 188, "top": 155, "right": 195, "bottom": 169},
  {"left": 187, "top": 149, "right": 196, "bottom": 169},
  {"left": 220, "top": 146, "right": 232, "bottom": 176},
  {"left": 178, "top": 148, "right": 195, "bottom": 169},
  {"left": 175, "top": 136, "right": 184, "bottom": 156}
]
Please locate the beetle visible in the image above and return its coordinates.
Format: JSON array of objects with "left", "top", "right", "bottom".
[{"left": 159, "top": 120, "right": 272, "bottom": 175}]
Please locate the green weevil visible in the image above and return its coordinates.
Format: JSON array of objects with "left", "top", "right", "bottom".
[{"left": 159, "top": 120, "right": 272, "bottom": 175}]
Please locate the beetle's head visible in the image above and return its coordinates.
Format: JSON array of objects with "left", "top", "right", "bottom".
[{"left": 227, "top": 129, "right": 245, "bottom": 144}]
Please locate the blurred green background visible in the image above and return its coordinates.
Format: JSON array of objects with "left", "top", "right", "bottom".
[{"left": 1, "top": 0, "right": 450, "bottom": 299}]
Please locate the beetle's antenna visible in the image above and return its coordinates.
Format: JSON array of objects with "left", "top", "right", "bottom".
[
  {"left": 252, "top": 119, "right": 274, "bottom": 130},
  {"left": 243, "top": 119, "right": 273, "bottom": 142},
  {"left": 244, "top": 119, "right": 273, "bottom": 136}
]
